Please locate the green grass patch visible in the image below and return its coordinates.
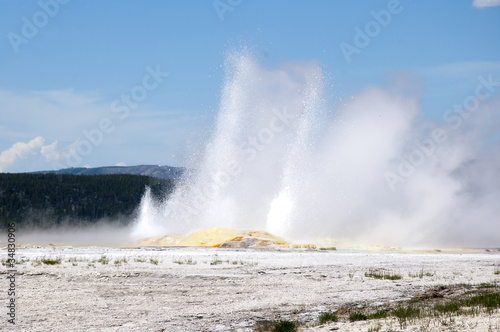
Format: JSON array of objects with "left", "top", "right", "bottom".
[
  {"left": 349, "top": 312, "right": 368, "bottom": 322},
  {"left": 427, "top": 286, "right": 499, "bottom": 316},
  {"left": 393, "top": 306, "right": 420, "bottom": 319},
  {"left": 463, "top": 292, "right": 500, "bottom": 310},
  {"left": 365, "top": 268, "right": 402, "bottom": 280},
  {"left": 318, "top": 311, "right": 338, "bottom": 324},
  {"left": 477, "top": 281, "right": 498, "bottom": 289},
  {"left": 393, "top": 305, "right": 420, "bottom": 328},
  {"left": 433, "top": 301, "right": 461, "bottom": 314},
  {"left": 1, "top": 258, "right": 29, "bottom": 266},
  {"left": 210, "top": 254, "right": 223, "bottom": 265},
  {"left": 368, "top": 325, "right": 382, "bottom": 332},
  {"left": 173, "top": 256, "right": 197, "bottom": 265},
  {"left": 408, "top": 267, "right": 433, "bottom": 278},
  {"left": 271, "top": 320, "right": 297, "bottom": 332},
  {"left": 408, "top": 267, "right": 425, "bottom": 278},
  {"left": 114, "top": 257, "right": 128, "bottom": 265},
  {"left": 97, "top": 255, "right": 109, "bottom": 265},
  {"left": 40, "top": 257, "right": 62, "bottom": 265},
  {"left": 367, "top": 310, "right": 388, "bottom": 319}
]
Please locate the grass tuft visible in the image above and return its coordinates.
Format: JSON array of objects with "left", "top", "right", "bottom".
[
  {"left": 40, "top": 257, "right": 62, "bottom": 265},
  {"left": 318, "top": 311, "right": 338, "bottom": 324},
  {"left": 271, "top": 320, "right": 297, "bottom": 332},
  {"left": 477, "top": 281, "right": 498, "bottom": 289},
  {"left": 365, "top": 268, "right": 402, "bottom": 280},
  {"left": 349, "top": 312, "right": 368, "bottom": 322},
  {"left": 173, "top": 256, "right": 197, "bottom": 265},
  {"left": 97, "top": 255, "right": 109, "bottom": 265},
  {"left": 114, "top": 257, "right": 128, "bottom": 265},
  {"left": 210, "top": 254, "right": 223, "bottom": 265},
  {"left": 408, "top": 267, "right": 433, "bottom": 278},
  {"left": 368, "top": 310, "right": 388, "bottom": 319},
  {"left": 434, "top": 301, "right": 461, "bottom": 314},
  {"left": 393, "top": 305, "right": 420, "bottom": 328},
  {"left": 368, "top": 325, "right": 382, "bottom": 332},
  {"left": 463, "top": 292, "right": 500, "bottom": 310}
]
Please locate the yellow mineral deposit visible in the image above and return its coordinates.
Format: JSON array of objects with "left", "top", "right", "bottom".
[{"left": 136, "top": 226, "right": 318, "bottom": 249}]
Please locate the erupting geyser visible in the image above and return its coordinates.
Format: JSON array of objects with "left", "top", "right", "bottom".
[{"left": 132, "top": 49, "right": 500, "bottom": 248}]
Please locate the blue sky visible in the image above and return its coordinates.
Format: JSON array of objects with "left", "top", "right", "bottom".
[{"left": 0, "top": 0, "right": 499, "bottom": 172}]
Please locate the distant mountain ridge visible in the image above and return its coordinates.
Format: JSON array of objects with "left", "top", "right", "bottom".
[{"left": 34, "top": 164, "right": 185, "bottom": 179}]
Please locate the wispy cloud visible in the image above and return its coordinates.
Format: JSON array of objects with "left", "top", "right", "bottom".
[
  {"left": 473, "top": 0, "right": 500, "bottom": 7},
  {"left": 0, "top": 89, "right": 106, "bottom": 140},
  {"left": 0, "top": 88, "right": 204, "bottom": 172}
]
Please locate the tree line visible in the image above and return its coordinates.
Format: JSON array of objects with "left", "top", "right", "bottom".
[{"left": 0, "top": 173, "right": 174, "bottom": 229}]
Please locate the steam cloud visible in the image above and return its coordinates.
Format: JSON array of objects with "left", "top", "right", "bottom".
[{"left": 132, "top": 50, "right": 500, "bottom": 248}]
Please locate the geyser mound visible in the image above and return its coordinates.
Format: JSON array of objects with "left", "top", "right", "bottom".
[
  {"left": 132, "top": 49, "right": 500, "bottom": 248},
  {"left": 136, "top": 226, "right": 293, "bottom": 248}
]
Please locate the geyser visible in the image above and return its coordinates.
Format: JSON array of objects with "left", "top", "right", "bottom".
[{"left": 132, "top": 50, "right": 500, "bottom": 248}]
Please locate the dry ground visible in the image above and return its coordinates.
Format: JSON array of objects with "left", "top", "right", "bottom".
[{"left": 1, "top": 247, "right": 499, "bottom": 331}]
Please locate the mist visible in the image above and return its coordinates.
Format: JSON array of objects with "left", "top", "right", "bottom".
[
  {"left": 10, "top": 222, "right": 135, "bottom": 248},
  {"left": 132, "top": 50, "right": 500, "bottom": 248}
]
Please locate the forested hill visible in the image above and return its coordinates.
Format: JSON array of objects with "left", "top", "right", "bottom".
[
  {"left": 0, "top": 173, "right": 174, "bottom": 229},
  {"left": 34, "top": 165, "right": 184, "bottom": 179}
]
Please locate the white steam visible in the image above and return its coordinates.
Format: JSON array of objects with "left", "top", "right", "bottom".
[{"left": 132, "top": 50, "right": 500, "bottom": 248}]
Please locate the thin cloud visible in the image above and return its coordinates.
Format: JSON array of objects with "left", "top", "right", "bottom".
[
  {"left": 473, "top": 0, "right": 500, "bottom": 7},
  {"left": 0, "top": 88, "right": 200, "bottom": 171},
  {"left": 0, "top": 89, "right": 107, "bottom": 139}
]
